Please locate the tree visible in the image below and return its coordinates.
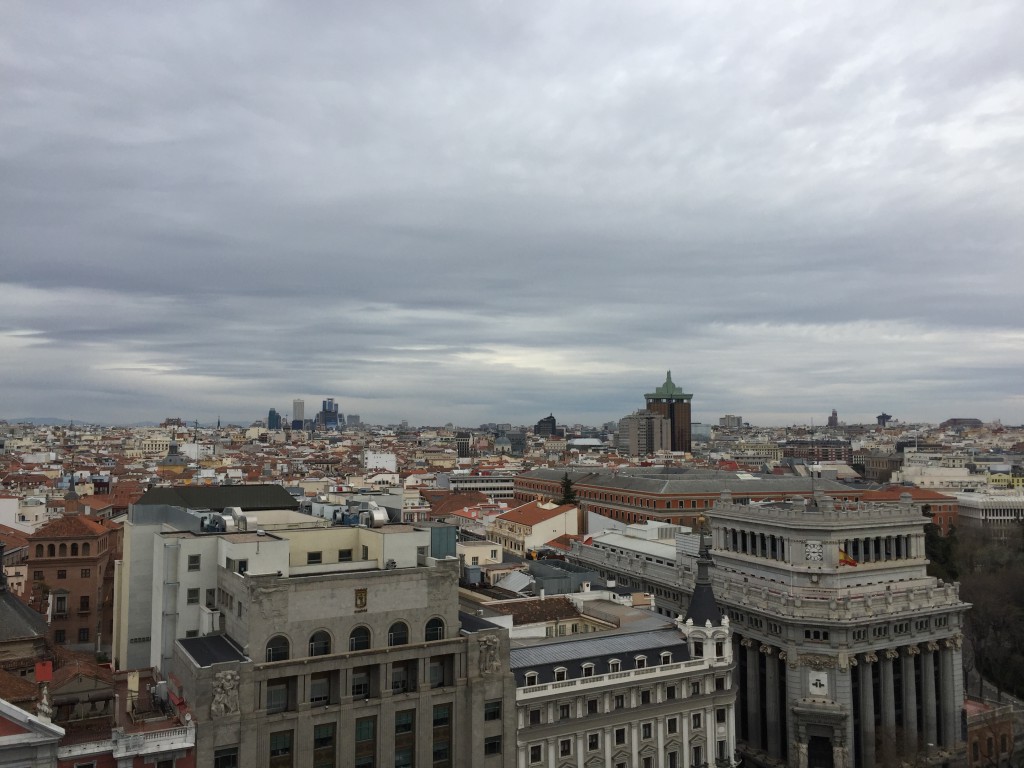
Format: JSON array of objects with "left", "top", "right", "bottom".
[{"left": 556, "top": 473, "right": 576, "bottom": 505}]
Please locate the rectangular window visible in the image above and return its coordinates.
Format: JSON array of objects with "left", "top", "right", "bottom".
[
  {"left": 530, "top": 745, "right": 543, "bottom": 763},
  {"left": 187, "top": 554, "right": 201, "bottom": 571},
  {"left": 641, "top": 689, "right": 651, "bottom": 705},
  {"left": 55, "top": 629, "right": 66, "bottom": 644},
  {"left": 716, "top": 708, "right": 727, "bottom": 724},
  {"left": 433, "top": 703, "right": 450, "bottom": 728},
  {"left": 691, "top": 682, "right": 701, "bottom": 695},
  {"left": 307, "top": 551, "right": 323, "bottom": 565},
  {"left": 33, "top": 570, "right": 43, "bottom": 581},
  {"left": 361, "top": 545, "right": 369, "bottom": 560},
  {"left": 484, "top": 736, "right": 502, "bottom": 755},
  {"left": 615, "top": 728, "right": 626, "bottom": 745},
  {"left": 529, "top": 709, "right": 541, "bottom": 725},
  {"left": 310, "top": 673, "right": 331, "bottom": 705},
  {"left": 57, "top": 569, "right": 67, "bottom": 579},
  {"left": 269, "top": 730, "right": 293, "bottom": 766},
  {"left": 313, "top": 722, "right": 335, "bottom": 749},
  {"left": 267, "top": 679, "right": 290, "bottom": 713},
  {"left": 187, "top": 588, "right": 199, "bottom": 604},
  {"left": 236, "top": 559, "right": 248, "bottom": 574},
  {"left": 692, "top": 713, "right": 703, "bottom": 730},
  {"left": 642, "top": 722, "right": 653, "bottom": 739},
  {"left": 559, "top": 703, "right": 570, "bottom": 720},
  {"left": 614, "top": 694, "right": 624, "bottom": 710},
  {"left": 339, "top": 549, "right": 353, "bottom": 562},
  {"left": 78, "top": 627, "right": 89, "bottom": 642},
  {"left": 80, "top": 568, "right": 90, "bottom": 578},
  {"left": 79, "top": 596, "right": 90, "bottom": 611},
  {"left": 355, "top": 716, "right": 375, "bottom": 742},
  {"left": 560, "top": 739, "right": 572, "bottom": 757},
  {"left": 185, "top": 630, "right": 198, "bottom": 638},
  {"left": 588, "top": 733, "right": 600, "bottom": 751},
  {"left": 214, "top": 746, "right": 239, "bottom": 768},
  {"left": 484, "top": 700, "right": 501, "bottom": 721},
  {"left": 667, "top": 684, "right": 677, "bottom": 700},
  {"left": 587, "top": 698, "right": 599, "bottom": 715},
  {"left": 394, "top": 749, "right": 413, "bottom": 768},
  {"left": 668, "top": 717, "right": 678, "bottom": 734},
  {"left": 395, "top": 709, "right": 415, "bottom": 735}
]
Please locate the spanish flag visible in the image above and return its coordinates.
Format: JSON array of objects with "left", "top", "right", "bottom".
[{"left": 839, "top": 548, "right": 859, "bottom": 567}]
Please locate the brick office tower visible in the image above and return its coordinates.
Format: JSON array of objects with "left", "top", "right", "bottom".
[{"left": 644, "top": 371, "right": 693, "bottom": 453}]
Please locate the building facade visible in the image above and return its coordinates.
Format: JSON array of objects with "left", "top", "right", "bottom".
[
  {"left": 644, "top": 371, "right": 693, "bottom": 454},
  {"left": 26, "top": 514, "right": 118, "bottom": 654},
  {"left": 568, "top": 492, "right": 969, "bottom": 768},
  {"left": 170, "top": 558, "right": 517, "bottom": 768}
]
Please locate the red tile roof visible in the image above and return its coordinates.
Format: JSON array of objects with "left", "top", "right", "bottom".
[
  {"left": 497, "top": 501, "right": 575, "bottom": 527},
  {"left": 28, "top": 515, "right": 110, "bottom": 540}
]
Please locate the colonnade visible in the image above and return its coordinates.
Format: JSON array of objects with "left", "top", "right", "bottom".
[{"left": 738, "top": 636, "right": 963, "bottom": 768}]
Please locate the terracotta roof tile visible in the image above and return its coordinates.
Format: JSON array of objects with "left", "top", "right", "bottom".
[{"left": 497, "top": 501, "right": 575, "bottom": 527}]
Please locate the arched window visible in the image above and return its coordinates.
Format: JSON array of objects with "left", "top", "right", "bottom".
[
  {"left": 309, "top": 630, "right": 331, "bottom": 656},
  {"left": 47, "top": 544, "right": 55, "bottom": 557},
  {"left": 35, "top": 545, "right": 43, "bottom": 558},
  {"left": 82, "top": 542, "right": 90, "bottom": 556},
  {"left": 71, "top": 543, "right": 79, "bottom": 556},
  {"left": 525, "top": 672, "right": 538, "bottom": 686},
  {"left": 266, "top": 634, "right": 290, "bottom": 662},
  {"left": 349, "top": 626, "right": 371, "bottom": 651},
  {"left": 388, "top": 621, "right": 409, "bottom": 647},
  {"left": 425, "top": 617, "right": 445, "bottom": 642},
  {"left": 58, "top": 543, "right": 67, "bottom": 557}
]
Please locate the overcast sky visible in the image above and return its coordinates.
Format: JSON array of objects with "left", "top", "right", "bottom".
[{"left": 2, "top": 2, "right": 1022, "bottom": 428}]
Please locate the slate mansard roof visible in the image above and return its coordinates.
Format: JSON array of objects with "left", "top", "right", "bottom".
[{"left": 509, "top": 629, "right": 689, "bottom": 686}]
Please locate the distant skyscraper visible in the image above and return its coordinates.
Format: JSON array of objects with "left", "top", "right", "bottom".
[
  {"left": 617, "top": 410, "right": 672, "bottom": 456},
  {"left": 877, "top": 412, "right": 893, "bottom": 427},
  {"left": 267, "top": 408, "right": 282, "bottom": 430},
  {"left": 534, "top": 413, "right": 557, "bottom": 437},
  {"left": 292, "top": 399, "right": 304, "bottom": 423},
  {"left": 827, "top": 408, "right": 839, "bottom": 428},
  {"left": 346, "top": 414, "right": 361, "bottom": 427},
  {"left": 719, "top": 414, "right": 743, "bottom": 428},
  {"left": 644, "top": 371, "right": 693, "bottom": 453},
  {"left": 318, "top": 397, "right": 341, "bottom": 430}
]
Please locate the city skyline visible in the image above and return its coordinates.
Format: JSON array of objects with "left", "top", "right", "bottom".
[{"left": 3, "top": 3, "right": 1022, "bottom": 427}]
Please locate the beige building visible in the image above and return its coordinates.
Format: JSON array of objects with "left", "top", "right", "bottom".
[
  {"left": 487, "top": 501, "right": 578, "bottom": 557},
  {"left": 171, "top": 557, "right": 517, "bottom": 767}
]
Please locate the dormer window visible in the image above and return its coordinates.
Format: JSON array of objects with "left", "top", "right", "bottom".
[
  {"left": 661, "top": 652, "right": 672, "bottom": 665},
  {"left": 635, "top": 655, "right": 647, "bottom": 669},
  {"left": 554, "top": 667, "right": 567, "bottom": 681},
  {"left": 608, "top": 659, "right": 621, "bottom": 673},
  {"left": 525, "top": 672, "right": 539, "bottom": 686}
]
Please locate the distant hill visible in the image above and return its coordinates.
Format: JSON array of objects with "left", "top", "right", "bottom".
[{"left": 3, "top": 417, "right": 161, "bottom": 427}]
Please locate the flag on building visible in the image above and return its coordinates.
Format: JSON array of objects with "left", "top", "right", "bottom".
[{"left": 839, "top": 548, "right": 859, "bottom": 567}]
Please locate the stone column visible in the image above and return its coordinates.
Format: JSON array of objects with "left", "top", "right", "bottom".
[
  {"left": 763, "top": 644, "right": 780, "bottom": 757},
  {"left": 880, "top": 649, "right": 898, "bottom": 764},
  {"left": 860, "top": 652, "right": 877, "bottom": 768},
  {"left": 743, "top": 639, "right": 762, "bottom": 749},
  {"left": 922, "top": 641, "right": 938, "bottom": 747},
  {"left": 902, "top": 645, "right": 920, "bottom": 755},
  {"left": 940, "top": 640, "right": 958, "bottom": 748}
]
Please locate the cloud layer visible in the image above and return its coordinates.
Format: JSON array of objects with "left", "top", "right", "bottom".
[{"left": 3, "top": 1, "right": 1022, "bottom": 426}]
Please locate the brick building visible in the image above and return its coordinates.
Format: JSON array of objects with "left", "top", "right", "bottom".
[{"left": 26, "top": 514, "right": 119, "bottom": 654}]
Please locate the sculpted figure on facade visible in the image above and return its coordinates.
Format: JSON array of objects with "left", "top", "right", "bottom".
[
  {"left": 478, "top": 634, "right": 501, "bottom": 675},
  {"left": 210, "top": 670, "right": 240, "bottom": 718}
]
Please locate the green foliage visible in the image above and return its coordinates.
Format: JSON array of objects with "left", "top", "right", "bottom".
[
  {"left": 956, "top": 523, "right": 1024, "bottom": 698},
  {"left": 556, "top": 473, "right": 576, "bottom": 505}
]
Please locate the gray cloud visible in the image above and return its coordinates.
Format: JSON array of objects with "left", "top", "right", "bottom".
[{"left": 2, "top": 1, "right": 1022, "bottom": 426}]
